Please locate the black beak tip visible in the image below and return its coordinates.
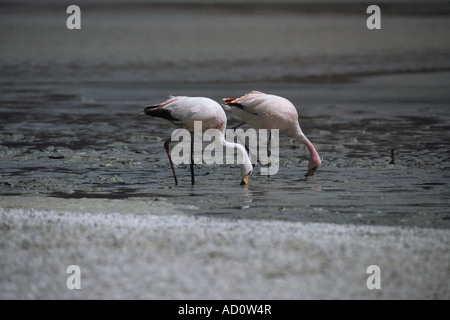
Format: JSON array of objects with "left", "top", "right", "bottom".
[{"left": 305, "top": 167, "right": 318, "bottom": 177}]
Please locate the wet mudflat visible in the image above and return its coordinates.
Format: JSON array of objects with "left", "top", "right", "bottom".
[{"left": 1, "top": 72, "right": 449, "bottom": 228}]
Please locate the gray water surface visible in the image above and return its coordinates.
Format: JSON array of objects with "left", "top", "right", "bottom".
[{"left": 1, "top": 73, "right": 449, "bottom": 228}]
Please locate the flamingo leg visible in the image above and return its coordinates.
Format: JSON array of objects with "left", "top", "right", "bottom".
[
  {"left": 266, "top": 131, "right": 272, "bottom": 178},
  {"left": 164, "top": 138, "right": 178, "bottom": 186},
  {"left": 232, "top": 122, "right": 246, "bottom": 130},
  {"left": 190, "top": 134, "right": 195, "bottom": 185}
]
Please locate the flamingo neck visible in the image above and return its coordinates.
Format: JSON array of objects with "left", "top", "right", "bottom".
[
  {"left": 222, "top": 138, "right": 253, "bottom": 176},
  {"left": 291, "top": 124, "right": 321, "bottom": 169}
]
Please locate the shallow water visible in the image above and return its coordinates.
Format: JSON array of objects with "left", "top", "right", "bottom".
[
  {"left": 1, "top": 2, "right": 450, "bottom": 228},
  {"left": 1, "top": 72, "right": 449, "bottom": 228}
]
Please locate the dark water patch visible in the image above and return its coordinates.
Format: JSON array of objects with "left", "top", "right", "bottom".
[
  {"left": 48, "top": 189, "right": 182, "bottom": 200},
  {"left": 50, "top": 191, "right": 133, "bottom": 200},
  {"left": 45, "top": 94, "right": 80, "bottom": 102},
  {"left": 0, "top": 111, "right": 35, "bottom": 122},
  {"left": 415, "top": 182, "right": 447, "bottom": 190},
  {"left": 3, "top": 1, "right": 450, "bottom": 16}
]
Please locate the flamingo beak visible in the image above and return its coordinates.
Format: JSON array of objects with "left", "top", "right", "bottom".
[
  {"left": 240, "top": 173, "right": 251, "bottom": 186},
  {"left": 305, "top": 167, "right": 317, "bottom": 177}
]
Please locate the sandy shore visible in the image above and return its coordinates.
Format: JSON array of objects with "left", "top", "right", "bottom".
[{"left": 0, "top": 196, "right": 448, "bottom": 300}]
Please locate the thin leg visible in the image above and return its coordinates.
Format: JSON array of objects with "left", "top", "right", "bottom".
[
  {"left": 164, "top": 138, "right": 178, "bottom": 186},
  {"left": 190, "top": 133, "right": 195, "bottom": 185},
  {"left": 232, "top": 122, "right": 246, "bottom": 130},
  {"left": 267, "top": 131, "right": 272, "bottom": 178}
]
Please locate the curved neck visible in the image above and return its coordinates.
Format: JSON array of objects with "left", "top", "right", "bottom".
[
  {"left": 222, "top": 138, "right": 253, "bottom": 176},
  {"left": 291, "top": 123, "right": 321, "bottom": 168}
]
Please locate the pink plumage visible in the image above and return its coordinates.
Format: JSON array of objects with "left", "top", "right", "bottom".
[
  {"left": 143, "top": 96, "right": 253, "bottom": 185},
  {"left": 223, "top": 91, "right": 322, "bottom": 176}
]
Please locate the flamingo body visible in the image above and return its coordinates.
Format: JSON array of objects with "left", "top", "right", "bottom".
[
  {"left": 143, "top": 96, "right": 253, "bottom": 185},
  {"left": 144, "top": 96, "right": 227, "bottom": 132},
  {"left": 223, "top": 91, "right": 297, "bottom": 131},
  {"left": 223, "top": 91, "right": 322, "bottom": 175}
]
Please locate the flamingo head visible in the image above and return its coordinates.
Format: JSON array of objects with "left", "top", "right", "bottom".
[
  {"left": 240, "top": 171, "right": 252, "bottom": 186},
  {"left": 306, "top": 153, "right": 322, "bottom": 177}
]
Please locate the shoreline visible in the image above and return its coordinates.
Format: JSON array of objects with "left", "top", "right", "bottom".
[
  {"left": 3, "top": 63, "right": 450, "bottom": 87},
  {"left": 1, "top": 204, "right": 448, "bottom": 299}
]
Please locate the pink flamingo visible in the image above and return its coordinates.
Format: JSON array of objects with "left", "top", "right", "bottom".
[
  {"left": 222, "top": 91, "right": 322, "bottom": 176},
  {"left": 143, "top": 96, "right": 253, "bottom": 186}
]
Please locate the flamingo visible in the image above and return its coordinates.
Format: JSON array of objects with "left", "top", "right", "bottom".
[
  {"left": 222, "top": 91, "right": 322, "bottom": 177},
  {"left": 142, "top": 96, "right": 253, "bottom": 186}
]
